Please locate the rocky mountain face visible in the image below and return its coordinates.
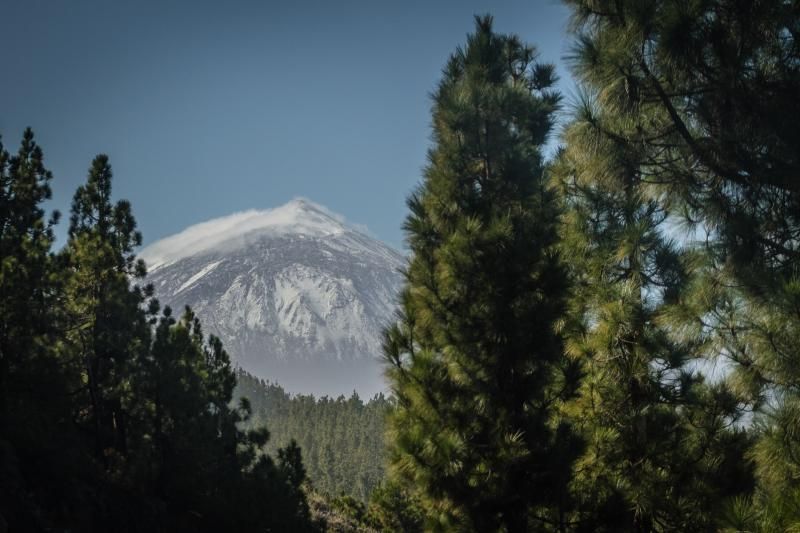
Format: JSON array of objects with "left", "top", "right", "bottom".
[{"left": 139, "top": 199, "right": 404, "bottom": 397}]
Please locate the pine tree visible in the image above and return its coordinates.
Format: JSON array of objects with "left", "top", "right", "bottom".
[
  {"left": 0, "top": 129, "right": 59, "bottom": 430},
  {"left": 131, "top": 306, "right": 317, "bottom": 531},
  {"left": 0, "top": 129, "right": 70, "bottom": 528},
  {"left": 553, "top": 99, "right": 751, "bottom": 530},
  {"left": 383, "top": 16, "right": 579, "bottom": 531},
  {"left": 365, "top": 481, "right": 425, "bottom": 533},
  {"left": 562, "top": 0, "right": 800, "bottom": 526},
  {"left": 61, "top": 154, "right": 150, "bottom": 468}
]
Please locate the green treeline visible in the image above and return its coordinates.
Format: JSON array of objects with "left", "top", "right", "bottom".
[
  {"left": 0, "top": 135, "right": 316, "bottom": 531},
  {"left": 378, "top": 4, "right": 800, "bottom": 533},
  {"left": 235, "top": 370, "right": 389, "bottom": 502},
  {"left": 3, "top": 1, "right": 800, "bottom": 531}
]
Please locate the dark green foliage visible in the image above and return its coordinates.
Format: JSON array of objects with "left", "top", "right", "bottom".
[
  {"left": 563, "top": 0, "right": 800, "bottom": 287},
  {"left": 383, "top": 16, "right": 579, "bottom": 531},
  {"left": 0, "top": 130, "right": 57, "bottom": 427},
  {"left": 235, "top": 370, "right": 389, "bottom": 502},
  {"left": 562, "top": 0, "right": 800, "bottom": 528},
  {"left": 0, "top": 128, "right": 58, "bottom": 431},
  {"left": 552, "top": 106, "right": 753, "bottom": 530},
  {"left": 235, "top": 374, "right": 426, "bottom": 530},
  {"left": 307, "top": 491, "right": 378, "bottom": 533},
  {"left": 363, "top": 481, "right": 424, "bottom": 533},
  {"left": 62, "top": 153, "right": 150, "bottom": 467},
  {"left": 0, "top": 130, "right": 316, "bottom": 532},
  {"left": 307, "top": 482, "right": 424, "bottom": 533},
  {"left": 0, "top": 128, "right": 73, "bottom": 530}
]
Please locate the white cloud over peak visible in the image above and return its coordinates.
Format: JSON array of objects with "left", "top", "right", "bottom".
[{"left": 139, "top": 198, "right": 361, "bottom": 272}]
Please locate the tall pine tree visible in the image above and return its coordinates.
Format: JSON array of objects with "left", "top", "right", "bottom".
[
  {"left": 553, "top": 98, "right": 751, "bottom": 530},
  {"left": 0, "top": 129, "right": 59, "bottom": 431},
  {"left": 61, "top": 154, "right": 151, "bottom": 467},
  {"left": 562, "top": 0, "right": 800, "bottom": 527},
  {"left": 0, "top": 129, "right": 71, "bottom": 528},
  {"left": 383, "top": 16, "right": 578, "bottom": 532}
]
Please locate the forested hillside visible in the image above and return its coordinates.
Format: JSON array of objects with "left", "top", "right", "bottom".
[{"left": 235, "top": 370, "right": 389, "bottom": 501}]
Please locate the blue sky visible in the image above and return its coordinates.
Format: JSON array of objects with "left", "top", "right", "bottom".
[{"left": 1, "top": 0, "right": 574, "bottom": 250}]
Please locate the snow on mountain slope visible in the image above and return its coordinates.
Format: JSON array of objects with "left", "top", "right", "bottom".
[{"left": 140, "top": 198, "right": 405, "bottom": 397}]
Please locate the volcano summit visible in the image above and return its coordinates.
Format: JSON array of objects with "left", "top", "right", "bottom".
[{"left": 140, "top": 199, "right": 404, "bottom": 397}]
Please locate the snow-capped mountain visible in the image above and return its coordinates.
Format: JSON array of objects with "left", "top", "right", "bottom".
[{"left": 140, "top": 198, "right": 405, "bottom": 397}]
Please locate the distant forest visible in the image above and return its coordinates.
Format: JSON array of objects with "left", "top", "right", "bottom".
[
  {"left": 3, "top": 1, "right": 800, "bottom": 532},
  {"left": 235, "top": 370, "right": 389, "bottom": 502}
]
